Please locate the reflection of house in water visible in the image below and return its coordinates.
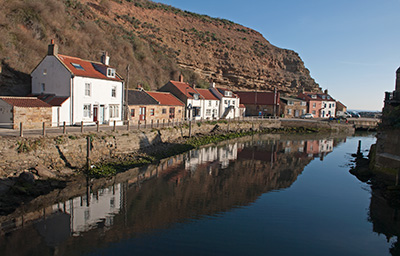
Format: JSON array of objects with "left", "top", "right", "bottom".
[
  {"left": 184, "top": 143, "right": 238, "bottom": 171},
  {"left": 304, "top": 139, "right": 334, "bottom": 159},
  {"left": 51, "top": 183, "right": 122, "bottom": 235}
]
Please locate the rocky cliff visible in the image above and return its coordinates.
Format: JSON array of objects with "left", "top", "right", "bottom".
[{"left": 0, "top": 0, "right": 320, "bottom": 95}]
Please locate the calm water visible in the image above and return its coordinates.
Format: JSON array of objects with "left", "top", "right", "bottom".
[{"left": 0, "top": 133, "right": 396, "bottom": 256}]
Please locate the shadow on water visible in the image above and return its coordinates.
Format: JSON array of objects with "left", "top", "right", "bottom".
[{"left": 0, "top": 133, "right": 349, "bottom": 256}]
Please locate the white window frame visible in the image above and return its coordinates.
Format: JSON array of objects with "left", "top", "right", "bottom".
[
  {"left": 111, "top": 86, "right": 116, "bottom": 98},
  {"left": 109, "top": 104, "right": 119, "bottom": 119},
  {"left": 85, "top": 83, "right": 91, "bottom": 97},
  {"left": 83, "top": 104, "right": 91, "bottom": 118}
]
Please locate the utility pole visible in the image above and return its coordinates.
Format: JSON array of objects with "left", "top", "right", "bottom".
[
  {"left": 273, "top": 87, "right": 277, "bottom": 118},
  {"left": 125, "top": 64, "right": 130, "bottom": 121}
]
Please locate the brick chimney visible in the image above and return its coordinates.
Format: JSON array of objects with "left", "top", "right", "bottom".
[
  {"left": 209, "top": 82, "right": 216, "bottom": 88},
  {"left": 47, "top": 39, "right": 58, "bottom": 56},
  {"left": 324, "top": 89, "right": 328, "bottom": 95},
  {"left": 137, "top": 84, "right": 143, "bottom": 91},
  {"left": 179, "top": 74, "right": 184, "bottom": 82},
  {"left": 101, "top": 51, "right": 110, "bottom": 66},
  {"left": 396, "top": 67, "right": 400, "bottom": 92}
]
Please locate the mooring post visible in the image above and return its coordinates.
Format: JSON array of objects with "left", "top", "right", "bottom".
[
  {"left": 113, "top": 120, "right": 116, "bottom": 132},
  {"left": 42, "top": 122, "right": 46, "bottom": 136},
  {"left": 20, "top": 122, "right": 23, "bottom": 137},
  {"left": 63, "top": 121, "right": 66, "bottom": 134},
  {"left": 357, "top": 140, "right": 361, "bottom": 155}
]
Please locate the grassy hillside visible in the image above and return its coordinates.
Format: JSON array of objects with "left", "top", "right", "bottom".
[{"left": 0, "top": 0, "right": 320, "bottom": 95}]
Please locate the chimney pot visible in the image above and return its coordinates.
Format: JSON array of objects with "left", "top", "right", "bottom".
[
  {"left": 179, "top": 74, "right": 184, "bottom": 82},
  {"left": 101, "top": 51, "right": 110, "bottom": 66}
]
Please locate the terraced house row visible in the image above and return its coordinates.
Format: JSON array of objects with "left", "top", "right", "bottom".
[{"left": 0, "top": 40, "right": 343, "bottom": 129}]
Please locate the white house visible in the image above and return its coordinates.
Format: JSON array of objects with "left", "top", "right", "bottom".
[
  {"left": 196, "top": 88, "right": 220, "bottom": 119},
  {"left": 31, "top": 40, "right": 124, "bottom": 126},
  {"left": 209, "top": 83, "right": 240, "bottom": 119}
]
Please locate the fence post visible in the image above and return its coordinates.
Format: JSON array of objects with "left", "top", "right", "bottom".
[
  {"left": 138, "top": 120, "right": 140, "bottom": 130},
  {"left": 157, "top": 119, "right": 159, "bottom": 128},
  {"left": 163, "top": 119, "right": 165, "bottom": 128},
  {"left": 81, "top": 121, "right": 84, "bottom": 133},
  {"left": 20, "top": 122, "right": 23, "bottom": 137},
  {"left": 127, "top": 120, "right": 130, "bottom": 131},
  {"left": 63, "top": 121, "right": 66, "bottom": 134},
  {"left": 113, "top": 120, "right": 116, "bottom": 132},
  {"left": 96, "top": 121, "right": 100, "bottom": 132},
  {"left": 42, "top": 122, "right": 46, "bottom": 136},
  {"left": 86, "top": 136, "right": 91, "bottom": 171},
  {"left": 151, "top": 119, "right": 153, "bottom": 129},
  {"left": 144, "top": 120, "right": 147, "bottom": 129}
]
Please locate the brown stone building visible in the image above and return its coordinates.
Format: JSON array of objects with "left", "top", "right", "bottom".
[
  {"left": 280, "top": 97, "right": 307, "bottom": 118},
  {"left": 127, "top": 89, "right": 185, "bottom": 123},
  {"left": 235, "top": 91, "right": 280, "bottom": 117},
  {"left": 0, "top": 97, "right": 52, "bottom": 129}
]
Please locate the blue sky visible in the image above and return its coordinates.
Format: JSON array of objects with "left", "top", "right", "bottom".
[{"left": 155, "top": 0, "right": 400, "bottom": 111}]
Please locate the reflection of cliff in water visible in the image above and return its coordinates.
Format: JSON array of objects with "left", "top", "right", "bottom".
[{"left": 0, "top": 134, "right": 342, "bottom": 256}]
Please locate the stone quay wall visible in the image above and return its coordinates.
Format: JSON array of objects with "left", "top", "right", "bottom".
[{"left": 0, "top": 119, "right": 354, "bottom": 178}]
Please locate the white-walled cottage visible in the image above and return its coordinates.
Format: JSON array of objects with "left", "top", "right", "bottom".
[
  {"left": 209, "top": 83, "right": 240, "bottom": 119},
  {"left": 31, "top": 40, "right": 124, "bottom": 125}
]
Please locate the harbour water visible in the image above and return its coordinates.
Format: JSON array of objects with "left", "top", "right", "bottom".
[{"left": 0, "top": 132, "right": 395, "bottom": 256}]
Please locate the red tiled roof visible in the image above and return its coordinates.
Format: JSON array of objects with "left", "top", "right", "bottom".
[
  {"left": 168, "top": 80, "right": 201, "bottom": 99},
  {"left": 239, "top": 104, "right": 246, "bottom": 108},
  {"left": 146, "top": 91, "right": 184, "bottom": 106},
  {"left": 196, "top": 89, "right": 219, "bottom": 100},
  {"left": 57, "top": 54, "right": 122, "bottom": 81},
  {"left": 0, "top": 97, "right": 52, "bottom": 108},
  {"left": 32, "top": 94, "right": 69, "bottom": 106},
  {"left": 235, "top": 91, "right": 279, "bottom": 105},
  {"left": 298, "top": 92, "right": 335, "bottom": 102}
]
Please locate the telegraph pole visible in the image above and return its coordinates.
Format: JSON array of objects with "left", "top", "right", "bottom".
[{"left": 125, "top": 64, "right": 130, "bottom": 121}]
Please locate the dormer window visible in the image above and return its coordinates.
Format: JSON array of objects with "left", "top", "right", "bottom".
[
  {"left": 322, "top": 95, "right": 326, "bottom": 99},
  {"left": 311, "top": 95, "right": 317, "bottom": 99},
  {"left": 107, "top": 68, "right": 116, "bottom": 78},
  {"left": 71, "top": 63, "right": 85, "bottom": 70},
  {"left": 224, "top": 91, "right": 232, "bottom": 97},
  {"left": 193, "top": 94, "right": 199, "bottom": 100}
]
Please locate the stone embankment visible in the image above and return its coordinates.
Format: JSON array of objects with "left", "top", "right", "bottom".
[{"left": 0, "top": 119, "right": 354, "bottom": 179}]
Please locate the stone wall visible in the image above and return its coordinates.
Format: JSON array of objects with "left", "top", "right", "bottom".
[
  {"left": 13, "top": 107, "right": 52, "bottom": 129},
  {"left": 375, "top": 129, "right": 400, "bottom": 170},
  {"left": 0, "top": 120, "right": 281, "bottom": 177}
]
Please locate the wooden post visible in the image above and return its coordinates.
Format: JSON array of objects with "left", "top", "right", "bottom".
[
  {"left": 157, "top": 119, "right": 159, "bottom": 128},
  {"left": 151, "top": 119, "right": 153, "bottom": 129},
  {"left": 81, "top": 121, "right": 84, "bottom": 133},
  {"left": 357, "top": 140, "right": 361, "bottom": 155},
  {"left": 144, "top": 120, "right": 147, "bottom": 129},
  {"left": 20, "top": 122, "right": 23, "bottom": 137},
  {"left": 113, "top": 120, "right": 116, "bottom": 132},
  {"left": 189, "top": 119, "right": 192, "bottom": 138},
  {"left": 42, "top": 122, "right": 46, "bottom": 136},
  {"left": 63, "top": 121, "right": 66, "bottom": 134},
  {"left": 138, "top": 120, "right": 140, "bottom": 130},
  {"left": 96, "top": 121, "right": 100, "bottom": 132},
  {"left": 163, "top": 119, "right": 165, "bottom": 128},
  {"left": 127, "top": 120, "right": 130, "bottom": 131}
]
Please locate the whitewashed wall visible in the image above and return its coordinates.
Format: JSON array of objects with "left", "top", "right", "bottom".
[{"left": 0, "top": 100, "right": 12, "bottom": 127}]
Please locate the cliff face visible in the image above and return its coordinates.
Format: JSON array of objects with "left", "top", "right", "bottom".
[{"left": 0, "top": 0, "right": 320, "bottom": 95}]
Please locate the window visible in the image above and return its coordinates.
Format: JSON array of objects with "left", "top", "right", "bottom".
[
  {"left": 224, "top": 91, "right": 232, "bottom": 97},
  {"left": 312, "top": 110, "right": 316, "bottom": 115},
  {"left": 288, "top": 101, "right": 294, "bottom": 106},
  {"left": 43, "top": 69, "right": 47, "bottom": 75},
  {"left": 232, "top": 100, "right": 235, "bottom": 105},
  {"left": 85, "top": 83, "right": 91, "bottom": 96},
  {"left": 83, "top": 104, "right": 91, "bottom": 118},
  {"left": 224, "top": 100, "right": 228, "bottom": 105},
  {"left": 312, "top": 103, "right": 316, "bottom": 108},
  {"left": 208, "top": 100, "right": 212, "bottom": 107},
  {"left": 332, "top": 103, "right": 335, "bottom": 107},
  {"left": 150, "top": 108, "right": 155, "bottom": 116},
  {"left": 109, "top": 104, "right": 119, "bottom": 118},
  {"left": 111, "top": 86, "right": 116, "bottom": 98},
  {"left": 287, "top": 109, "right": 292, "bottom": 115},
  {"left": 324, "top": 103, "right": 327, "bottom": 108},
  {"left": 311, "top": 95, "right": 317, "bottom": 99},
  {"left": 215, "top": 101, "right": 218, "bottom": 106},
  {"left": 71, "top": 63, "right": 85, "bottom": 70},
  {"left": 212, "top": 109, "right": 217, "bottom": 117},
  {"left": 107, "top": 68, "right": 116, "bottom": 78},
  {"left": 162, "top": 108, "right": 167, "bottom": 114},
  {"left": 193, "top": 94, "right": 199, "bottom": 100},
  {"left": 41, "top": 83, "right": 45, "bottom": 92},
  {"left": 169, "top": 107, "right": 175, "bottom": 119},
  {"left": 206, "top": 109, "right": 211, "bottom": 116},
  {"left": 131, "top": 109, "right": 135, "bottom": 117},
  {"left": 301, "top": 102, "right": 306, "bottom": 106}
]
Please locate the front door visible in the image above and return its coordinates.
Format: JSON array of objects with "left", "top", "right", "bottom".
[
  {"left": 139, "top": 107, "right": 146, "bottom": 121},
  {"left": 93, "top": 106, "right": 98, "bottom": 122},
  {"left": 99, "top": 105, "right": 105, "bottom": 124}
]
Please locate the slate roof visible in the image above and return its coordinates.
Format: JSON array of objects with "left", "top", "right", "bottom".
[
  {"left": 196, "top": 89, "right": 219, "bottom": 101},
  {"left": 57, "top": 54, "right": 122, "bottom": 82},
  {"left": 298, "top": 92, "right": 335, "bottom": 102},
  {"left": 280, "top": 97, "right": 305, "bottom": 103},
  {"left": 216, "top": 88, "right": 238, "bottom": 98},
  {"left": 127, "top": 90, "right": 158, "bottom": 105},
  {"left": 235, "top": 91, "right": 279, "bottom": 105},
  {"left": 0, "top": 97, "right": 52, "bottom": 108},
  {"left": 146, "top": 91, "right": 184, "bottom": 106}
]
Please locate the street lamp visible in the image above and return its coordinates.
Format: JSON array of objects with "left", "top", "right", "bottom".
[{"left": 187, "top": 103, "right": 192, "bottom": 138}]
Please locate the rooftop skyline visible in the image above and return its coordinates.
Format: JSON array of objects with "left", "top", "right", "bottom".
[{"left": 156, "top": 0, "right": 400, "bottom": 111}]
